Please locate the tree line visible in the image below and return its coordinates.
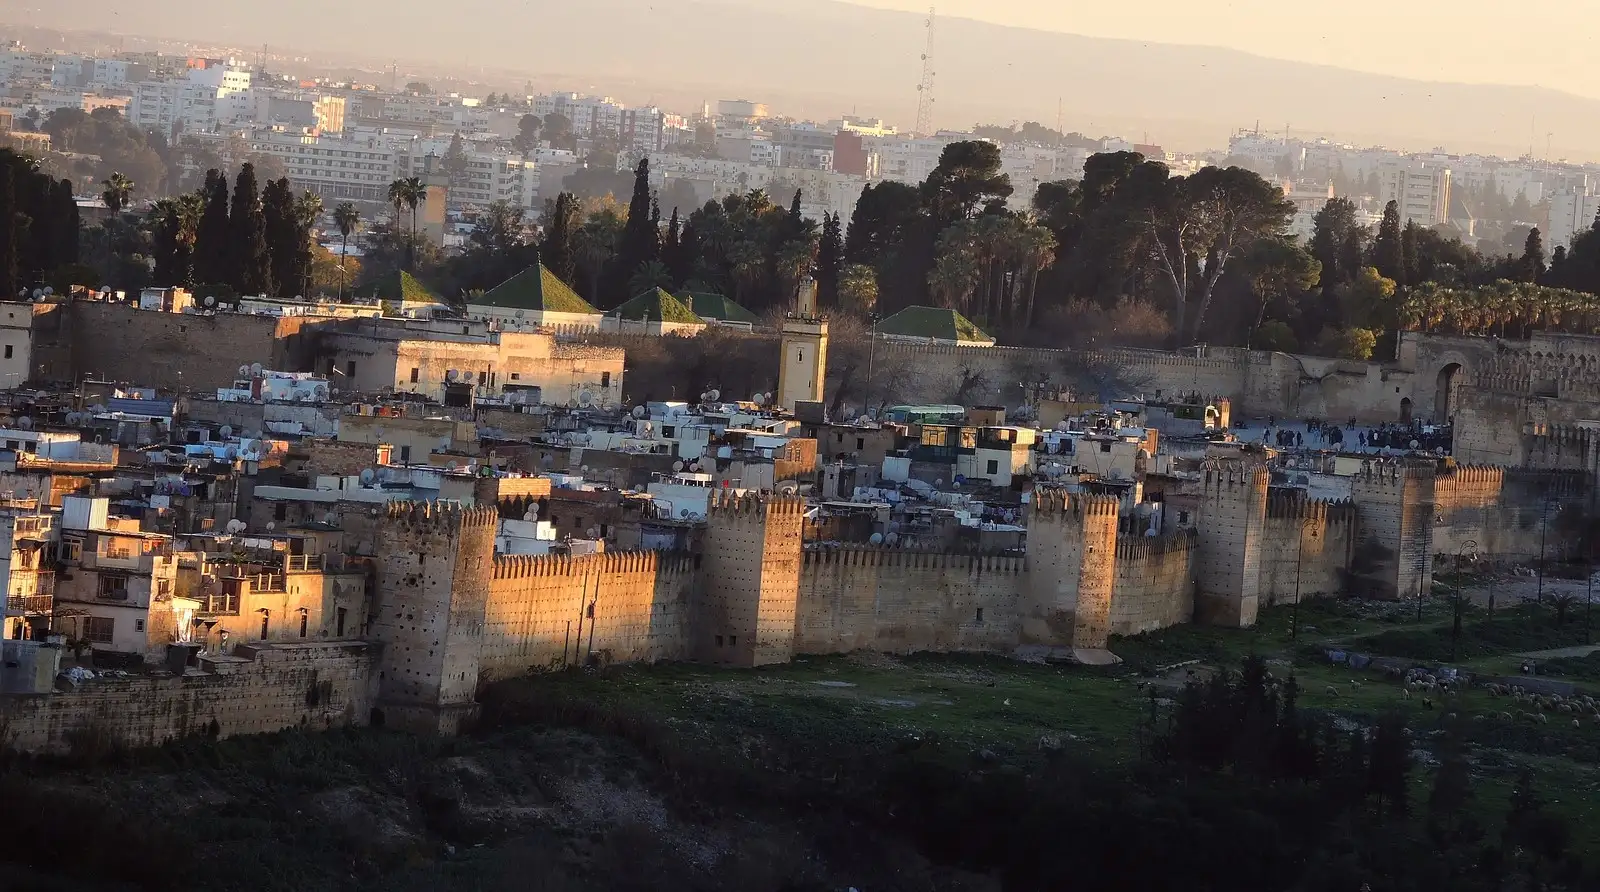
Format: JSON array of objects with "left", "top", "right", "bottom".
[{"left": 0, "top": 149, "right": 79, "bottom": 298}]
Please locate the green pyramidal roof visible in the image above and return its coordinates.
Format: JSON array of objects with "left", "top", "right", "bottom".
[
  {"left": 474, "top": 264, "right": 598, "bottom": 315},
  {"left": 610, "top": 288, "right": 704, "bottom": 324},
  {"left": 365, "top": 270, "right": 442, "bottom": 304},
  {"left": 874, "top": 305, "right": 994, "bottom": 343},
  {"left": 680, "top": 291, "right": 758, "bottom": 324}
]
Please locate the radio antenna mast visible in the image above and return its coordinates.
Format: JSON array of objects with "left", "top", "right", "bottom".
[{"left": 915, "top": 7, "right": 936, "bottom": 137}]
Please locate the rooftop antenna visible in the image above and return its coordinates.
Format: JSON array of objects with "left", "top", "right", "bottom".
[
  {"left": 914, "top": 6, "right": 936, "bottom": 137},
  {"left": 1056, "top": 96, "right": 1062, "bottom": 136}
]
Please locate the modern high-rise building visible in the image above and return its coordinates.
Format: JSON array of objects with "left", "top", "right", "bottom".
[{"left": 1375, "top": 160, "right": 1452, "bottom": 228}]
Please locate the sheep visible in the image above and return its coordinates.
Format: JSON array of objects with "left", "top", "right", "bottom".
[
  {"left": 1325, "top": 685, "right": 1341, "bottom": 697},
  {"left": 1538, "top": 713, "right": 1549, "bottom": 725},
  {"left": 1500, "top": 712, "right": 1514, "bottom": 723},
  {"left": 1559, "top": 703, "right": 1574, "bottom": 714},
  {"left": 1401, "top": 688, "right": 1412, "bottom": 701},
  {"left": 1574, "top": 719, "right": 1583, "bottom": 729},
  {"left": 1348, "top": 680, "right": 1362, "bottom": 691},
  {"left": 1423, "top": 697, "right": 1435, "bottom": 710}
]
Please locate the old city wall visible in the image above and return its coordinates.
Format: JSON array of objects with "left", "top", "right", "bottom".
[
  {"left": 57, "top": 302, "right": 291, "bottom": 390},
  {"left": 795, "top": 547, "right": 1025, "bottom": 654},
  {"left": 1108, "top": 532, "right": 1196, "bottom": 636},
  {"left": 0, "top": 641, "right": 376, "bottom": 754},
  {"left": 479, "top": 551, "right": 696, "bottom": 679},
  {"left": 697, "top": 494, "right": 806, "bottom": 667},
  {"left": 1258, "top": 495, "right": 1356, "bottom": 607},
  {"left": 1350, "top": 462, "right": 1436, "bottom": 600}
]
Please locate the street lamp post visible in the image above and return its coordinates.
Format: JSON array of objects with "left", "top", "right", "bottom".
[
  {"left": 1452, "top": 539, "right": 1477, "bottom": 663},
  {"left": 1292, "top": 516, "right": 1318, "bottom": 640}
]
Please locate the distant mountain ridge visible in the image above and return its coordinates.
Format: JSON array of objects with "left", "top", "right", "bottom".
[{"left": 8, "top": 0, "right": 1600, "bottom": 160}]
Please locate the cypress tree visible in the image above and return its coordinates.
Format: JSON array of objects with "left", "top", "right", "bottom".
[
  {"left": 1370, "top": 200, "right": 1403, "bottom": 283},
  {"left": 151, "top": 201, "right": 184, "bottom": 287},
  {"left": 192, "top": 170, "right": 230, "bottom": 287},
  {"left": 229, "top": 163, "right": 271, "bottom": 295},
  {"left": 262, "top": 178, "right": 300, "bottom": 298},
  {"left": 1521, "top": 226, "right": 1546, "bottom": 284},
  {"left": 609, "top": 159, "right": 658, "bottom": 303},
  {"left": 54, "top": 179, "right": 78, "bottom": 266},
  {"left": 0, "top": 171, "right": 16, "bottom": 298},
  {"left": 662, "top": 206, "right": 689, "bottom": 288},
  {"left": 816, "top": 212, "right": 843, "bottom": 307},
  {"left": 541, "top": 191, "right": 578, "bottom": 286}
]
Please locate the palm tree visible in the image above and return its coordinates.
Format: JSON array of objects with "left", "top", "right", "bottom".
[
  {"left": 387, "top": 177, "right": 427, "bottom": 270},
  {"left": 838, "top": 263, "right": 879, "bottom": 314},
  {"left": 101, "top": 172, "right": 134, "bottom": 216},
  {"left": 627, "top": 260, "right": 672, "bottom": 295},
  {"left": 927, "top": 253, "right": 978, "bottom": 309},
  {"left": 333, "top": 202, "right": 359, "bottom": 300}
]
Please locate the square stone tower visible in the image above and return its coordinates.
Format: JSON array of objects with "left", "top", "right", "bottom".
[
  {"left": 1196, "top": 462, "right": 1270, "bottom": 627},
  {"left": 777, "top": 279, "right": 828, "bottom": 412},
  {"left": 1350, "top": 460, "right": 1436, "bottom": 600},
  {"left": 1023, "top": 490, "right": 1120, "bottom": 652},
  {"left": 697, "top": 492, "right": 806, "bottom": 666},
  {"left": 371, "top": 501, "right": 498, "bottom": 734}
]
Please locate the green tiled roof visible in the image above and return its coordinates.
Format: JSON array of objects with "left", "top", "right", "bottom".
[
  {"left": 680, "top": 291, "right": 757, "bottom": 323},
  {"left": 474, "top": 264, "right": 598, "bottom": 315},
  {"left": 364, "top": 270, "right": 442, "bottom": 304},
  {"left": 874, "top": 305, "right": 994, "bottom": 343},
  {"left": 610, "top": 288, "right": 704, "bottom": 324}
]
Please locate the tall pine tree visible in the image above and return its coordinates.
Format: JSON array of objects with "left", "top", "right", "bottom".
[
  {"left": 229, "top": 163, "right": 272, "bottom": 295},
  {"left": 1370, "top": 200, "right": 1404, "bottom": 284},
  {"left": 662, "top": 206, "right": 689, "bottom": 289},
  {"left": 1521, "top": 226, "right": 1545, "bottom": 284},
  {"left": 262, "top": 178, "right": 301, "bottom": 298},
  {"left": 609, "top": 158, "right": 658, "bottom": 304},
  {"left": 0, "top": 170, "right": 16, "bottom": 298},
  {"left": 541, "top": 191, "right": 579, "bottom": 286},
  {"left": 53, "top": 179, "right": 78, "bottom": 267},
  {"left": 816, "top": 212, "right": 843, "bottom": 307},
  {"left": 151, "top": 200, "right": 184, "bottom": 287},
  {"left": 192, "top": 170, "right": 230, "bottom": 287}
]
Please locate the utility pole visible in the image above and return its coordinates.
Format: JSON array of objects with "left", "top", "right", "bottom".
[{"left": 914, "top": 7, "right": 936, "bottom": 137}]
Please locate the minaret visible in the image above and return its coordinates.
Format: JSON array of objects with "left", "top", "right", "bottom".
[{"left": 776, "top": 277, "right": 828, "bottom": 412}]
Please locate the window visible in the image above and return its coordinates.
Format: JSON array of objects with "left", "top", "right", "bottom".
[
  {"left": 4, "top": 345, "right": 12, "bottom": 359},
  {"left": 857, "top": 437, "right": 865, "bottom": 450},
  {"left": 835, "top": 433, "right": 843, "bottom": 443},
  {"left": 275, "top": 503, "right": 288, "bottom": 522},
  {"left": 84, "top": 616, "right": 114, "bottom": 643},
  {"left": 299, "top": 613, "right": 308, "bottom": 637},
  {"left": 600, "top": 371, "right": 611, "bottom": 388},
  {"left": 662, "top": 425, "right": 675, "bottom": 438},
  {"left": 986, "top": 459, "right": 999, "bottom": 475},
  {"left": 729, "top": 635, "right": 737, "bottom": 646},
  {"left": 346, "top": 360, "right": 357, "bottom": 378},
  {"left": 156, "top": 579, "right": 170, "bottom": 597},
  {"left": 135, "top": 619, "right": 145, "bottom": 632},
  {"left": 975, "top": 607, "right": 984, "bottom": 624},
  {"left": 510, "top": 373, "right": 520, "bottom": 381},
  {"left": 260, "top": 614, "right": 269, "bottom": 638},
  {"left": 478, "top": 370, "right": 488, "bottom": 385},
  {"left": 400, "top": 445, "right": 411, "bottom": 463},
  {"left": 97, "top": 576, "right": 127, "bottom": 600},
  {"left": 1099, "top": 442, "right": 1112, "bottom": 453},
  {"left": 336, "top": 607, "right": 348, "bottom": 637},
  {"left": 410, "top": 367, "right": 419, "bottom": 383},
  {"left": 1178, "top": 511, "right": 1190, "bottom": 524},
  {"left": 715, "top": 634, "right": 724, "bottom": 647}
]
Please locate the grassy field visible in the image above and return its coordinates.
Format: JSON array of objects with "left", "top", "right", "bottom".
[{"left": 497, "top": 595, "right": 1600, "bottom": 857}]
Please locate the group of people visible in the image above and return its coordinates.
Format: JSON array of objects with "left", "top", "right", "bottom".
[{"left": 1250, "top": 417, "right": 1452, "bottom": 455}]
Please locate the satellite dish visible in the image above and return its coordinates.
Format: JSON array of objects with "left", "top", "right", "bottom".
[
  {"left": 220, "top": 424, "right": 233, "bottom": 438},
  {"left": 869, "top": 532, "right": 884, "bottom": 544},
  {"left": 679, "top": 508, "right": 691, "bottom": 518},
  {"left": 632, "top": 405, "right": 646, "bottom": 418},
  {"left": 886, "top": 532, "right": 900, "bottom": 545},
  {"left": 672, "top": 460, "right": 684, "bottom": 471},
  {"left": 238, "top": 365, "right": 250, "bottom": 377},
  {"left": 445, "top": 460, "right": 458, "bottom": 471},
  {"left": 265, "top": 521, "right": 275, "bottom": 531},
  {"left": 708, "top": 389, "right": 720, "bottom": 400},
  {"left": 250, "top": 363, "right": 263, "bottom": 376},
  {"left": 41, "top": 286, "right": 51, "bottom": 296},
  {"left": 522, "top": 508, "right": 537, "bottom": 521},
  {"left": 223, "top": 445, "right": 238, "bottom": 460},
  {"left": 580, "top": 464, "right": 590, "bottom": 473},
  {"left": 100, "top": 286, "right": 111, "bottom": 297},
  {"left": 579, "top": 390, "right": 594, "bottom": 406},
  {"left": 294, "top": 294, "right": 303, "bottom": 301},
  {"left": 314, "top": 385, "right": 328, "bottom": 400},
  {"left": 586, "top": 525, "right": 600, "bottom": 538},
  {"left": 16, "top": 416, "right": 31, "bottom": 430},
  {"left": 30, "top": 288, "right": 41, "bottom": 299},
  {"left": 445, "top": 369, "right": 458, "bottom": 382},
  {"left": 359, "top": 468, "right": 376, "bottom": 485},
  {"left": 204, "top": 295, "right": 217, "bottom": 307},
  {"left": 323, "top": 511, "right": 338, "bottom": 524}
]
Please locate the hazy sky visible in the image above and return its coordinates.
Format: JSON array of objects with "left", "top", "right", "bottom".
[{"left": 850, "top": 0, "right": 1598, "bottom": 96}]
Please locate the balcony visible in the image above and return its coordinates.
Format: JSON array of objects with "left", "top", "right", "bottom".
[
  {"left": 6, "top": 594, "right": 53, "bottom": 613},
  {"left": 96, "top": 587, "right": 130, "bottom": 602},
  {"left": 196, "top": 591, "right": 240, "bottom": 615}
]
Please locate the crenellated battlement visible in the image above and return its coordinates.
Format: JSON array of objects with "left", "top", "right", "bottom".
[
  {"left": 1200, "top": 461, "right": 1270, "bottom": 494},
  {"left": 802, "top": 544, "right": 1025, "bottom": 573},
  {"left": 1436, "top": 463, "right": 1506, "bottom": 487},
  {"left": 1265, "top": 490, "right": 1353, "bottom": 525},
  {"left": 491, "top": 549, "right": 698, "bottom": 580},
  {"left": 1030, "top": 488, "right": 1120, "bottom": 518},
  {"left": 384, "top": 500, "right": 499, "bottom": 531},
  {"left": 1115, "top": 529, "right": 1198, "bottom": 562},
  {"left": 706, "top": 491, "right": 807, "bottom": 519},
  {"left": 1353, "top": 459, "right": 1436, "bottom": 487}
]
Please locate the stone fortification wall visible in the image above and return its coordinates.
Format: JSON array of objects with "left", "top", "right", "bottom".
[
  {"left": 1109, "top": 532, "right": 1196, "bottom": 636},
  {"left": 795, "top": 547, "right": 1025, "bottom": 654},
  {"left": 1258, "top": 493, "right": 1356, "bottom": 606},
  {"left": 480, "top": 551, "right": 696, "bottom": 678},
  {"left": 0, "top": 642, "right": 376, "bottom": 754},
  {"left": 59, "top": 301, "right": 301, "bottom": 390}
]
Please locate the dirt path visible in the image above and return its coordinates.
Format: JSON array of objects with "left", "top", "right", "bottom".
[{"left": 1518, "top": 644, "right": 1600, "bottom": 660}]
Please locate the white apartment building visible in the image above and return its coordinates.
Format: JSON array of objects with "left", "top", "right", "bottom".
[
  {"left": 1548, "top": 190, "right": 1600, "bottom": 252},
  {"left": 1376, "top": 160, "right": 1451, "bottom": 228},
  {"left": 872, "top": 134, "right": 961, "bottom": 185},
  {"left": 533, "top": 93, "right": 624, "bottom": 136},
  {"left": 4, "top": 89, "right": 128, "bottom": 119},
  {"left": 0, "top": 50, "right": 57, "bottom": 86},
  {"left": 239, "top": 128, "right": 399, "bottom": 202},
  {"left": 130, "top": 62, "right": 252, "bottom": 134},
  {"left": 251, "top": 89, "right": 346, "bottom": 133},
  {"left": 1283, "top": 180, "right": 1336, "bottom": 240}
]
